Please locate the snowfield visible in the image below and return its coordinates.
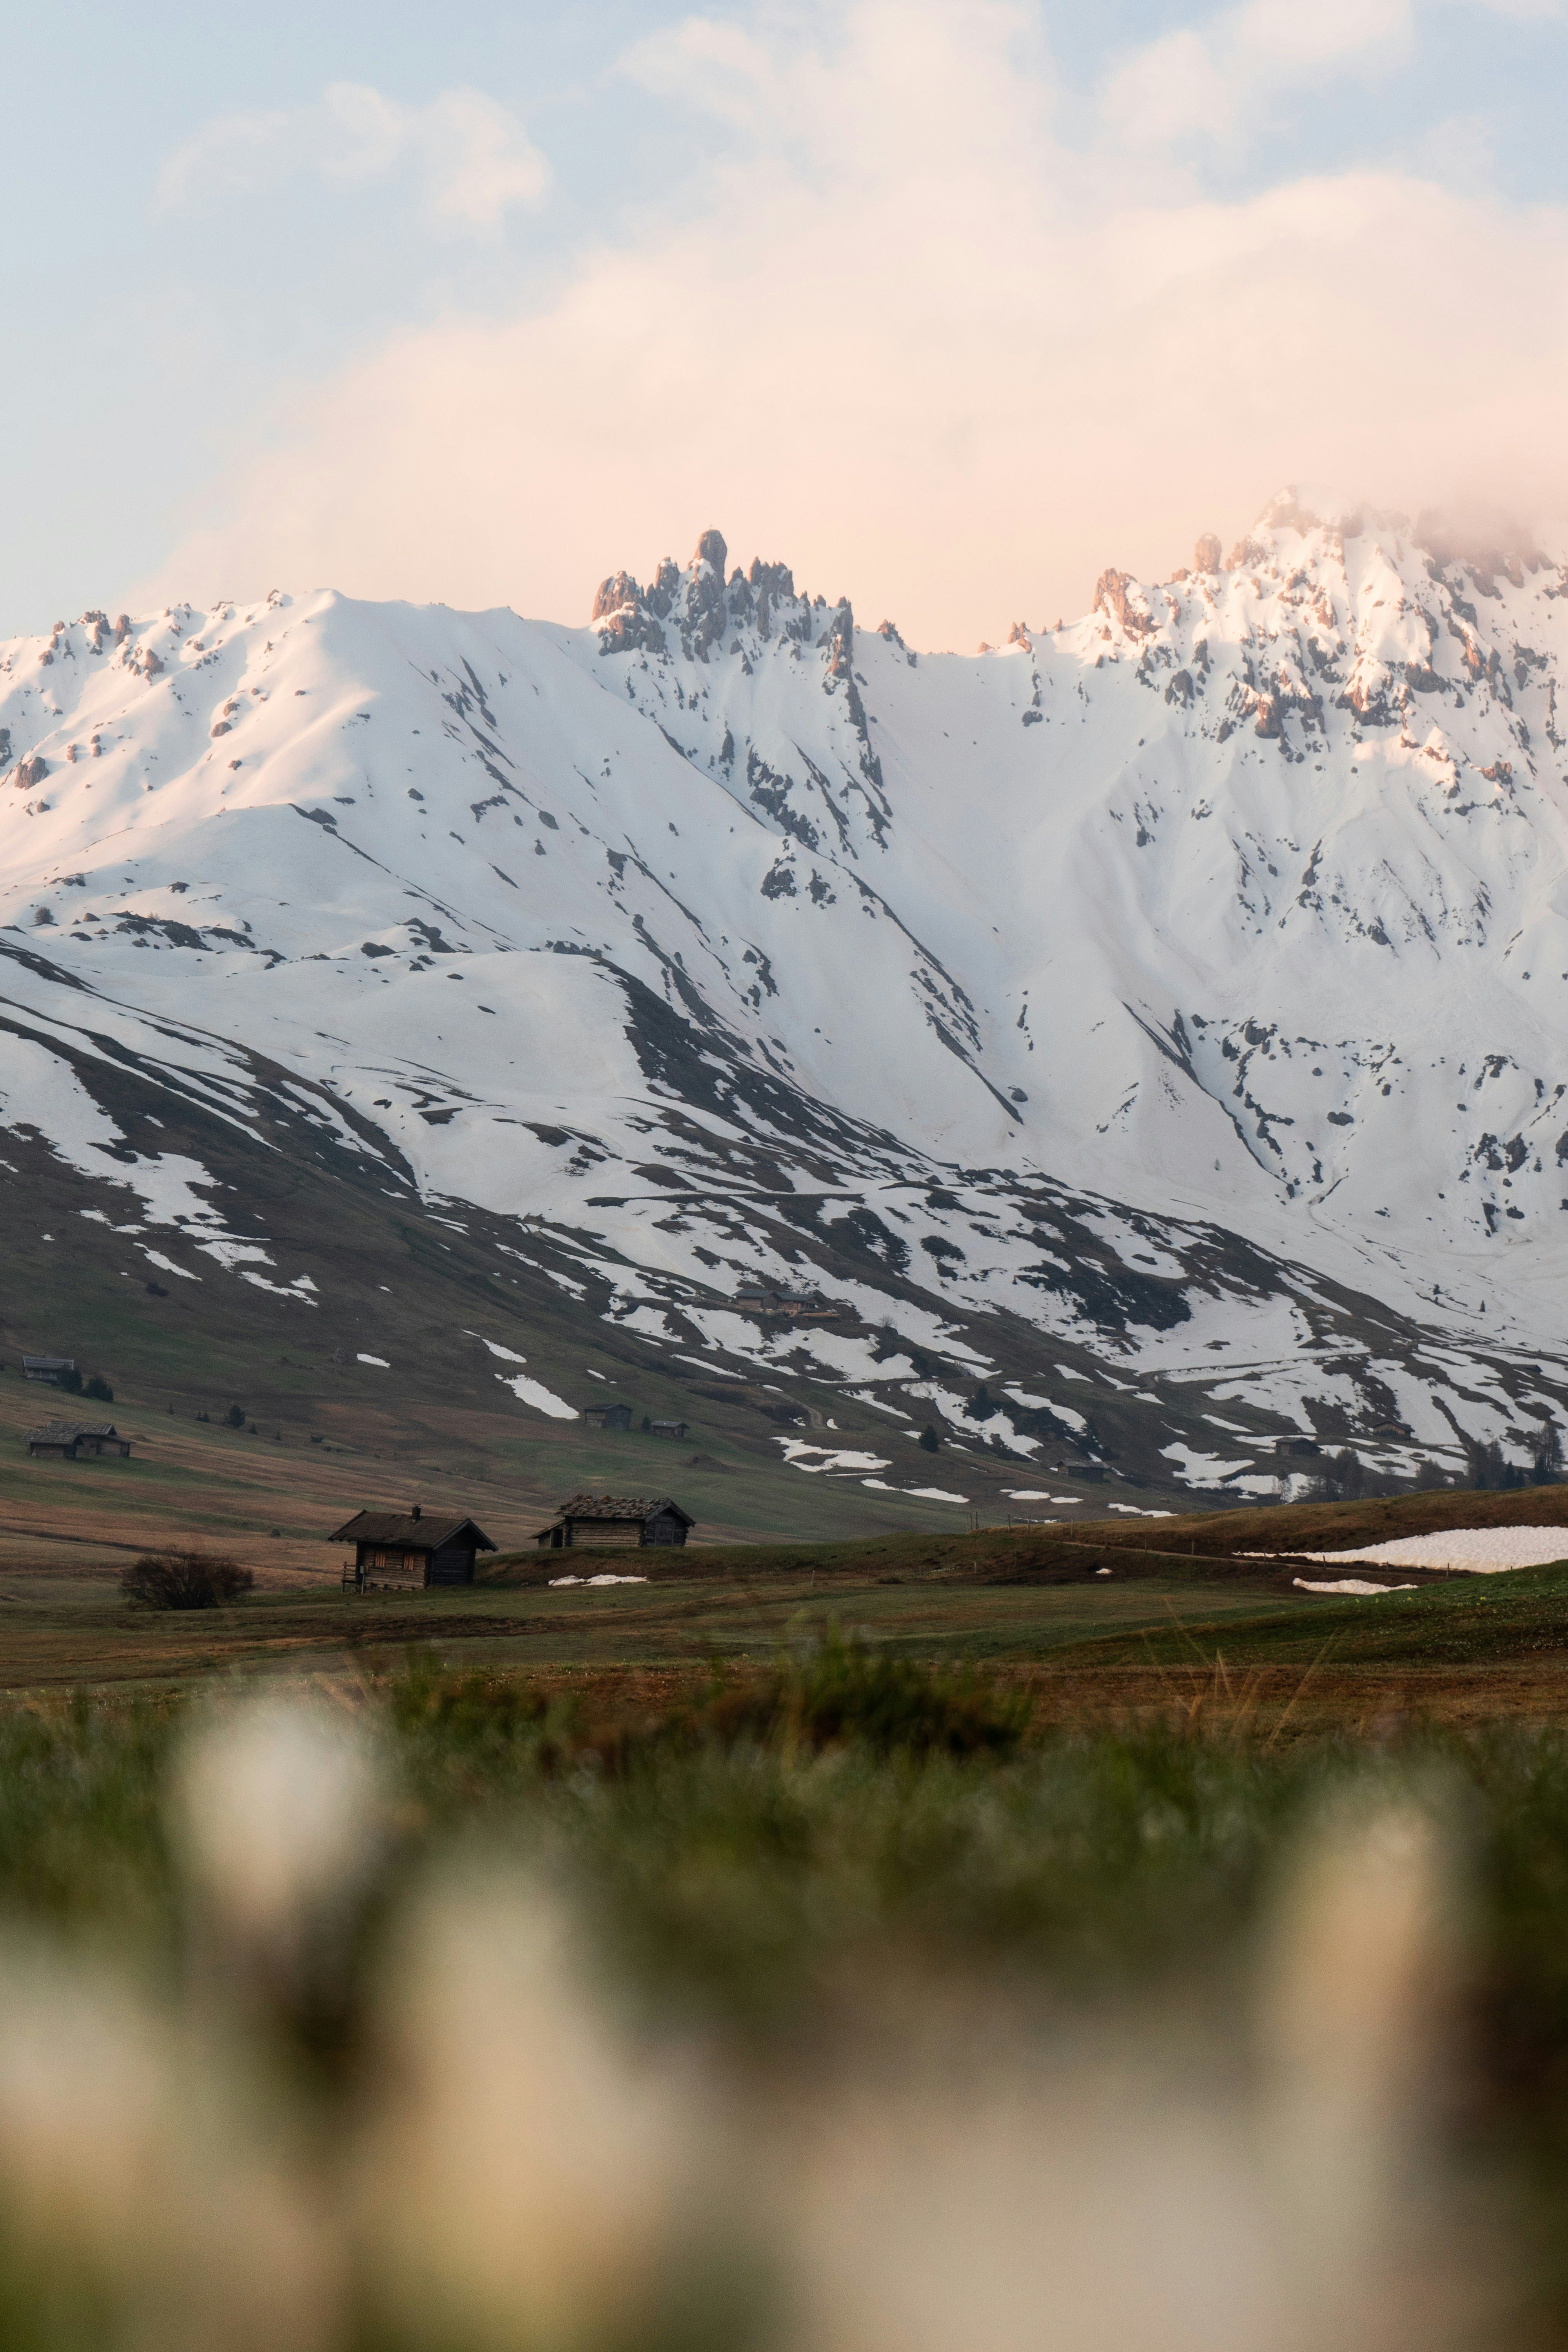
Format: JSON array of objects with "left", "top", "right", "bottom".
[
  {"left": 1297, "top": 1527, "right": 1568, "bottom": 1574},
  {"left": 5, "top": 494, "right": 1568, "bottom": 1469},
  {"left": 1293, "top": 1578, "right": 1421, "bottom": 1595}
]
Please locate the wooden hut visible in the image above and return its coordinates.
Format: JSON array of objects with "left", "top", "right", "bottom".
[
  {"left": 583, "top": 1402, "right": 633, "bottom": 1432},
  {"left": 23, "top": 1355, "right": 76, "bottom": 1385},
  {"left": 329, "top": 1507, "right": 496, "bottom": 1591},
  {"left": 534, "top": 1494, "right": 693, "bottom": 1550},
  {"left": 649, "top": 1419, "right": 689, "bottom": 1440},
  {"left": 26, "top": 1421, "right": 131, "bottom": 1461}
]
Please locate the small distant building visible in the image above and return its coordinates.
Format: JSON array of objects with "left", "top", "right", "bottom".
[
  {"left": 329, "top": 1507, "right": 496, "bottom": 1591},
  {"left": 534, "top": 1493, "right": 694, "bottom": 1550},
  {"left": 733, "top": 1283, "right": 842, "bottom": 1322},
  {"left": 23, "top": 1355, "right": 75, "bottom": 1385},
  {"left": 584, "top": 1402, "right": 633, "bottom": 1432},
  {"left": 26, "top": 1421, "right": 131, "bottom": 1461},
  {"left": 649, "top": 1419, "right": 689, "bottom": 1440},
  {"left": 1278, "top": 1437, "right": 1321, "bottom": 1458},
  {"left": 1053, "top": 1460, "right": 1106, "bottom": 1483}
]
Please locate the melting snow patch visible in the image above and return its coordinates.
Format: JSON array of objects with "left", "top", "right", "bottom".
[
  {"left": 1105, "top": 1503, "right": 1176, "bottom": 1517},
  {"left": 466, "top": 1331, "right": 528, "bottom": 1363},
  {"left": 139, "top": 1248, "right": 200, "bottom": 1281},
  {"left": 198, "top": 1238, "right": 275, "bottom": 1270},
  {"left": 550, "top": 1573, "right": 646, "bottom": 1587},
  {"left": 776, "top": 1437, "right": 890, "bottom": 1474},
  {"left": 356, "top": 1353, "right": 389, "bottom": 1367},
  {"left": 847, "top": 1388, "right": 913, "bottom": 1418},
  {"left": 496, "top": 1373, "right": 578, "bottom": 1420},
  {"left": 239, "top": 1271, "right": 318, "bottom": 1303},
  {"left": 1294, "top": 1578, "right": 1419, "bottom": 1597},
  {"left": 1007, "top": 1489, "right": 1081, "bottom": 1503},
  {"left": 904, "top": 1487, "right": 968, "bottom": 1504},
  {"left": 1161, "top": 1442, "right": 1254, "bottom": 1487},
  {"left": 1295, "top": 1527, "right": 1568, "bottom": 1575}
]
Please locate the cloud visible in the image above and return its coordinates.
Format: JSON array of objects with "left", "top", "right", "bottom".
[
  {"left": 1101, "top": 0, "right": 1416, "bottom": 155},
  {"left": 153, "top": 82, "right": 549, "bottom": 232},
  {"left": 145, "top": 1, "right": 1568, "bottom": 646}
]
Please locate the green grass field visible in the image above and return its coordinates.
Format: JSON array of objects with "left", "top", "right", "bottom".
[{"left": 4, "top": 1474, "right": 1568, "bottom": 1726}]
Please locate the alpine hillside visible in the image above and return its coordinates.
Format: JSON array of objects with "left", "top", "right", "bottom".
[{"left": 4, "top": 490, "right": 1568, "bottom": 1523}]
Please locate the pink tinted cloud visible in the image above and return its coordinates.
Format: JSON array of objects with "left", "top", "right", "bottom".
[{"left": 148, "top": 1, "right": 1568, "bottom": 644}]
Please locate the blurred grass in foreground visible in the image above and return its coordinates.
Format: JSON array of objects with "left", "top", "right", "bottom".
[{"left": 1, "top": 1639, "right": 1568, "bottom": 2347}]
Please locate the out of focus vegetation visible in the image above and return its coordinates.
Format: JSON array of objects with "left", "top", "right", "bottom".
[{"left": 2, "top": 1642, "right": 1568, "bottom": 2347}]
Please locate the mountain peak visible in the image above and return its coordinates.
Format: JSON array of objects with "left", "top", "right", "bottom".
[{"left": 589, "top": 532, "right": 850, "bottom": 664}]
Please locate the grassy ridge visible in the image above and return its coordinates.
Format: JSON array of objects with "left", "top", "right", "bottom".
[{"left": 1056, "top": 1559, "right": 1568, "bottom": 1672}]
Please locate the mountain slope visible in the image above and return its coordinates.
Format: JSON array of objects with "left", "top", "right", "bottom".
[{"left": 3, "top": 493, "right": 1567, "bottom": 1518}]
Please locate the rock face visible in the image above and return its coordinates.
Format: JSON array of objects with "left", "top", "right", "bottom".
[
  {"left": 1194, "top": 532, "right": 1222, "bottom": 573},
  {"left": 3, "top": 503, "right": 1568, "bottom": 1493}
]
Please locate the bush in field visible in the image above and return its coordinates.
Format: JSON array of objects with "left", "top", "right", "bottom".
[
  {"left": 225, "top": 1403, "right": 245, "bottom": 1429},
  {"left": 120, "top": 1551, "right": 254, "bottom": 1610},
  {"left": 83, "top": 1373, "right": 113, "bottom": 1403}
]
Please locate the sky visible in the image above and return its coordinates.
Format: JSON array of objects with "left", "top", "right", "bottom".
[{"left": 4, "top": 0, "right": 1568, "bottom": 647}]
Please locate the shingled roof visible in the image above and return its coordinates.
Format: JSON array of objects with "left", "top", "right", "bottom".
[
  {"left": 28, "top": 1421, "right": 118, "bottom": 1444},
  {"left": 327, "top": 1511, "right": 496, "bottom": 1550},
  {"left": 552, "top": 1493, "right": 693, "bottom": 1525}
]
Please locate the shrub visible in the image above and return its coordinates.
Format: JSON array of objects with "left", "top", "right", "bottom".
[
  {"left": 919, "top": 1425, "right": 940, "bottom": 1453},
  {"left": 56, "top": 1366, "right": 83, "bottom": 1395},
  {"left": 120, "top": 1552, "right": 255, "bottom": 1610},
  {"left": 83, "top": 1372, "right": 113, "bottom": 1403},
  {"left": 225, "top": 1403, "right": 245, "bottom": 1429}
]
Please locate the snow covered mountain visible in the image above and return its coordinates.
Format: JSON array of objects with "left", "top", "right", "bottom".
[{"left": 5, "top": 490, "right": 1568, "bottom": 1505}]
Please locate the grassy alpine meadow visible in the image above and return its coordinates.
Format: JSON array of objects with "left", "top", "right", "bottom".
[
  {"left": 0, "top": 1638, "right": 1567, "bottom": 2347},
  {"left": 4, "top": 1483, "right": 1568, "bottom": 2345}
]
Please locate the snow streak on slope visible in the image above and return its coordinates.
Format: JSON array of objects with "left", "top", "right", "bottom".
[{"left": 3, "top": 495, "right": 1568, "bottom": 1490}]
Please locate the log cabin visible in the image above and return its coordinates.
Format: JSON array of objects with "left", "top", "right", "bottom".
[
  {"left": 534, "top": 1493, "right": 694, "bottom": 1550},
  {"left": 330, "top": 1507, "right": 496, "bottom": 1590},
  {"left": 26, "top": 1421, "right": 131, "bottom": 1460}
]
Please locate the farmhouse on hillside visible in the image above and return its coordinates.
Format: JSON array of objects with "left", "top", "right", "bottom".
[
  {"left": 534, "top": 1493, "right": 694, "bottom": 1550},
  {"left": 23, "top": 1355, "right": 76, "bottom": 1385},
  {"left": 583, "top": 1402, "right": 632, "bottom": 1432},
  {"left": 26, "top": 1421, "right": 131, "bottom": 1461},
  {"left": 330, "top": 1507, "right": 496, "bottom": 1591},
  {"left": 648, "top": 1418, "right": 689, "bottom": 1440}
]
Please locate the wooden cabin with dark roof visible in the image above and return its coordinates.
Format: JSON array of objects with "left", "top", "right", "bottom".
[
  {"left": 26, "top": 1421, "right": 131, "bottom": 1461},
  {"left": 329, "top": 1507, "right": 496, "bottom": 1591},
  {"left": 534, "top": 1494, "right": 693, "bottom": 1550}
]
